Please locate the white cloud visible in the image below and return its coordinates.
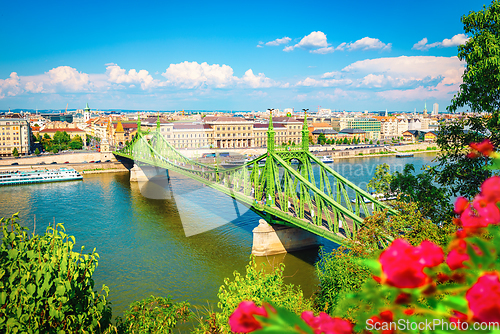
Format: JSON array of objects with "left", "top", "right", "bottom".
[
  {"left": 340, "top": 56, "right": 465, "bottom": 100},
  {"left": 311, "top": 47, "right": 335, "bottom": 54},
  {"left": 321, "top": 71, "right": 341, "bottom": 79},
  {"left": 162, "top": 61, "right": 236, "bottom": 89},
  {"left": 47, "top": 66, "right": 90, "bottom": 91},
  {"left": 343, "top": 56, "right": 464, "bottom": 84},
  {"left": 346, "top": 37, "right": 392, "bottom": 51},
  {"left": 0, "top": 72, "right": 22, "bottom": 98},
  {"left": 412, "top": 34, "right": 469, "bottom": 51},
  {"left": 265, "top": 37, "right": 291, "bottom": 46},
  {"left": 239, "top": 69, "right": 275, "bottom": 88},
  {"left": 285, "top": 31, "right": 328, "bottom": 52},
  {"left": 296, "top": 77, "right": 352, "bottom": 87},
  {"left": 106, "top": 64, "right": 155, "bottom": 89}
]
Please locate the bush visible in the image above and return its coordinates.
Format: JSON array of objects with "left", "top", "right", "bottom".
[
  {"left": 116, "top": 296, "right": 191, "bottom": 334},
  {"left": 34, "top": 148, "right": 40, "bottom": 155},
  {"left": 0, "top": 213, "right": 111, "bottom": 333},
  {"left": 314, "top": 247, "right": 371, "bottom": 319},
  {"left": 215, "top": 257, "right": 312, "bottom": 333},
  {"left": 12, "top": 147, "right": 19, "bottom": 157}
]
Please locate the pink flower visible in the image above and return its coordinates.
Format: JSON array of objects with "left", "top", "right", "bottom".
[
  {"left": 447, "top": 239, "right": 470, "bottom": 270},
  {"left": 472, "top": 195, "right": 500, "bottom": 225},
  {"left": 379, "top": 239, "right": 443, "bottom": 288},
  {"left": 301, "top": 311, "right": 353, "bottom": 334},
  {"left": 229, "top": 301, "right": 267, "bottom": 333},
  {"left": 481, "top": 176, "right": 500, "bottom": 204},
  {"left": 454, "top": 197, "right": 469, "bottom": 215},
  {"left": 369, "top": 310, "right": 394, "bottom": 334},
  {"left": 466, "top": 273, "right": 500, "bottom": 323},
  {"left": 460, "top": 206, "right": 491, "bottom": 229},
  {"left": 469, "top": 139, "right": 495, "bottom": 157}
]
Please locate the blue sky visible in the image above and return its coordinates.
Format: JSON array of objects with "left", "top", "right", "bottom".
[{"left": 0, "top": 0, "right": 488, "bottom": 112}]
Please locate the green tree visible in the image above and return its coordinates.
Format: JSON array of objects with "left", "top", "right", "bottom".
[
  {"left": 52, "top": 147, "right": 59, "bottom": 154},
  {"left": 0, "top": 214, "right": 111, "bottom": 333},
  {"left": 12, "top": 147, "right": 19, "bottom": 157},
  {"left": 430, "top": 1, "right": 500, "bottom": 198},
  {"left": 367, "top": 163, "right": 393, "bottom": 194},
  {"left": 34, "top": 148, "right": 40, "bottom": 155},
  {"left": 317, "top": 133, "right": 326, "bottom": 145},
  {"left": 326, "top": 138, "right": 332, "bottom": 145},
  {"left": 391, "top": 163, "right": 454, "bottom": 224},
  {"left": 53, "top": 131, "right": 71, "bottom": 147}
]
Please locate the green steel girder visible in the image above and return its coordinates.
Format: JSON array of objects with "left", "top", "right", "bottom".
[{"left": 113, "top": 114, "right": 395, "bottom": 245}]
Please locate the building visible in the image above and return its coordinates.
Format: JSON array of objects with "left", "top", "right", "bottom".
[
  {"left": 331, "top": 117, "right": 381, "bottom": 140},
  {"left": 432, "top": 103, "right": 439, "bottom": 116},
  {"left": 424, "top": 130, "right": 438, "bottom": 142},
  {"left": 203, "top": 116, "right": 254, "bottom": 148},
  {"left": 39, "top": 128, "right": 87, "bottom": 142},
  {"left": 171, "top": 123, "right": 213, "bottom": 149},
  {"left": 402, "top": 130, "right": 422, "bottom": 142},
  {"left": 311, "top": 129, "right": 338, "bottom": 143},
  {"left": 253, "top": 123, "right": 287, "bottom": 147},
  {"left": 0, "top": 117, "right": 32, "bottom": 156},
  {"left": 337, "top": 128, "right": 367, "bottom": 141}
]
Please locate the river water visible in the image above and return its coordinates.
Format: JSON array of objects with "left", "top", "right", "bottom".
[{"left": 0, "top": 153, "right": 438, "bottom": 320}]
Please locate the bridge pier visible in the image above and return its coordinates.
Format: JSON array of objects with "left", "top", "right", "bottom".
[
  {"left": 251, "top": 219, "right": 319, "bottom": 256},
  {"left": 130, "top": 163, "right": 169, "bottom": 182}
]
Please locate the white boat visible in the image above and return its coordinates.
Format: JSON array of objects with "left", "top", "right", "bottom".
[
  {"left": 321, "top": 156, "right": 334, "bottom": 163},
  {"left": 396, "top": 152, "right": 414, "bottom": 158},
  {"left": 0, "top": 168, "right": 83, "bottom": 186}
]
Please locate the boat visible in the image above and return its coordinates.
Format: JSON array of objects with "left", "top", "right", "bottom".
[
  {"left": 0, "top": 168, "right": 83, "bottom": 186},
  {"left": 321, "top": 156, "right": 334, "bottom": 163},
  {"left": 396, "top": 152, "right": 414, "bottom": 158}
]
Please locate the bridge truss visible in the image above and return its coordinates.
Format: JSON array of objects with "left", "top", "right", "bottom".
[{"left": 114, "top": 114, "right": 396, "bottom": 245}]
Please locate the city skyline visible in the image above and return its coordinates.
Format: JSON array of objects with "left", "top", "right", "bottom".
[{"left": 0, "top": 0, "right": 487, "bottom": 112}]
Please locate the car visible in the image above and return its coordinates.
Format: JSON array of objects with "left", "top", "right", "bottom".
[
  {"left": 38, "top": 161, "right": 46, "bottom": 165},
  {"left": 89, "top": 161, "right": 95, "bottom": 163},
  {"left": 104, "top": 160, "right": 111, "bottom": 162},
  {"left": 64, "top": 161, "right": 69, "bottom": 164},
  {"left": 50, "top": 162, "right": 57, "bottom": 164},
  {"left": 82, "top": 161, "right": 88, "bottom": 163},
  {"left": 11, "top": 162, "right": 19, "bottom": 165},
  {"left": 95, "top": 160, "right": 101, "bottom": 163}
]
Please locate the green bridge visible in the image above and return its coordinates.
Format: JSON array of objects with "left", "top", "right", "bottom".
[{"left": 113, "top": 113, "right": 396, "bottom": 249}]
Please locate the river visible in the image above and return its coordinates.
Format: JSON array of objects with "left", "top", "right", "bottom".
[{"left": 0, "top": 152, "right": 438, "bottom": 322}]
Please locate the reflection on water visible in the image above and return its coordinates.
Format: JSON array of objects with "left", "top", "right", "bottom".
[{"left": 0, "top": 153, "right": 437, "bottom": 319}]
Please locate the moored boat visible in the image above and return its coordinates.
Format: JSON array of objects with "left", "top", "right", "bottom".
[{"left": 0, "top": 168, "right": 83, "bottom": 186}]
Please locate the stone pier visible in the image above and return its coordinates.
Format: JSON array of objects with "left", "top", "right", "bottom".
[
  {"left": 129, "top": 163, "right": 169, "bottom": 182},
  {"left": 251, "top": 219, "right": 319, "bottom": 256}
]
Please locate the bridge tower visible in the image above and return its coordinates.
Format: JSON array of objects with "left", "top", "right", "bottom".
[{"left": 301, "top": 112, "right": 309, "bottom": 150}]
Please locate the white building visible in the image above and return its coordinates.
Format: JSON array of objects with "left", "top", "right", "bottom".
[{"left": 432, "top": 103, "right": 439, "bottom": 116}]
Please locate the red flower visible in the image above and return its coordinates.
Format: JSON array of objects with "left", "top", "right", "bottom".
[
  {"left": 379, "top": 239, "right": 444, "bottom": 288},
  {"left": 229, "top": 301, "right": 267, "bottom": 333},
  {"left": 460, "top": 206, "right": 491, "bottom": 229},
  {"left": 454, "top": 197, "right": 469, "bottom": 215},
  {"left": 469, "top": 139, "right": 494, "bottom": 157},
  {"left": 450, "top": 310, "right": 468, "bottom": 324},
  {"left": 466, "top": 273, "right": 500, "bottom": 323},
  {"left": 447, "top": 239, "right": 470, "bottom": 270},
  {"left": 481, "top": 176, "right": 500, "bottom": 204},
  {"left": 369, "top": 310, "right": 394, "bottom": 334},
  {"left": 301, "top": 311, "right": 353, "bottom": 334},
  {"left": 472, "top": 195, "right": 500, "bottom": 224},
  {"left": 404, "top": 309, "right": 415, "bottom": 315}
]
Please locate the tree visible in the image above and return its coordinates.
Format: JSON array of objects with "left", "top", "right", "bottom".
[
  {"left": 12, "top": 147, "right": 19, "bottom": 157},
  {"left": 317, "top": 133, "right": 326, "bottom": 145},
  {"left": 34, "top": 148, "right": 40, "bottom": 155},
  {"left": 430, "top": 1, "right": 500, "bottom": 198},
  {"left": 391, "top": 163, "right": 454, "bottom": 224},
  {"left": 366, "top": 163, "right": 393, "bottom": 194},
  {"left": 326, "top": 138, "right": 332, "bottom": 145}
]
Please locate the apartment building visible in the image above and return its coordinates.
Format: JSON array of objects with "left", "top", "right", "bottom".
[
  {"left": 203, "top": 116, "right": 254, "bottom": 148},
  {"left": 0, "top": 117, "right": 32, "bottom": 156},
  {"left": 253, "top": 123, "right": 287, "bottom": 147},
  {"left": 171, "top": 123, "right": 213, "bottom": 149},
  {"left": 331, "top": 117, "right": 381, "bottom": 140}
]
